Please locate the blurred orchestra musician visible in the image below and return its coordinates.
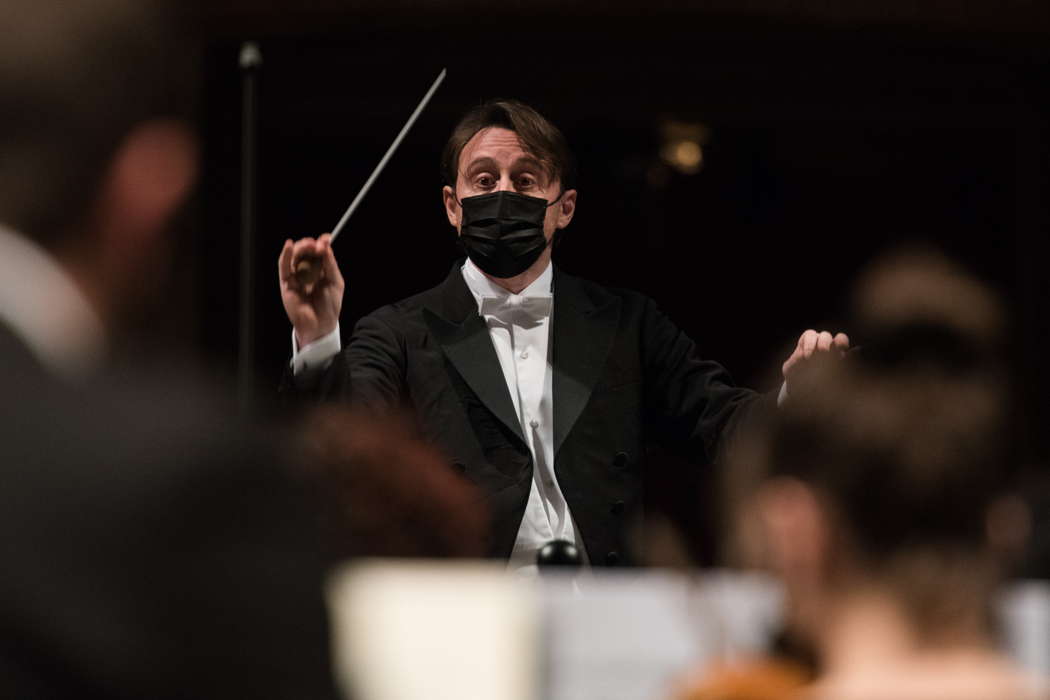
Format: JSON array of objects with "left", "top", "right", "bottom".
[
  {"left": 679, "top": 251, "right": 1046, "bottom": 700},
  {"left": 0, "top": 1, "right": 338, "bottom": 697}
]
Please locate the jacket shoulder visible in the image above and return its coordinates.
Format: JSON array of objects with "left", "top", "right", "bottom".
[{"left": 355, "top": 275, "right": 451, "bottom": 328}]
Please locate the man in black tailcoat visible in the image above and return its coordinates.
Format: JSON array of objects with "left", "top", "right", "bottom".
[{"left": 280, "top": 99, "right": 848, "bottom": 571}]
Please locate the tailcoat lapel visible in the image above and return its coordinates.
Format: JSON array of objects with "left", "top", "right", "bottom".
[
  {"left": 423, "top": 264, "right": 526, "bottom": 446},
  {"left": 551, "top": 267, "right": 621, "bottom": 457}
]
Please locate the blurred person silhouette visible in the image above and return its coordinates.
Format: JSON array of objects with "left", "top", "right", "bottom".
[
  {"left": 299, "top": 405, "right": 490, "bottom": 560},
  {"left": 0, "top": 0, "right": 338, "bottom": 697},
  {"left": 677, "top": 250, "right": 1045, "bottom": 700}
]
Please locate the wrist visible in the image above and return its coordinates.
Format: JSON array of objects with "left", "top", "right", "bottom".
[{"left": 295, "top": 324, "right": 333, "bottom": 348}]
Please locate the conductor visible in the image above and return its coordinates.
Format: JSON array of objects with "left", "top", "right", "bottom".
[{"left": 279, "top": 99, "right": 847, "bottom": 571}]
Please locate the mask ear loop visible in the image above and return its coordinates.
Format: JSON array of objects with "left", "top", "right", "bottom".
[{"left": 549, "top": 189, "right": 568, "bottom": 251}]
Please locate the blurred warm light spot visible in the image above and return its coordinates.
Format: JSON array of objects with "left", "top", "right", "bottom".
[
  {"left": 668, "top": 140, "right": 703, "bottom": 171},
  {"left": 659, "top": 120, "right": 711, "bottom": 175}
]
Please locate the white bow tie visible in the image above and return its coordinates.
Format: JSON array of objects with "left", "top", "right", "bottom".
[{"left": 479, "top": 294, "right": 552, "bottom": 321}]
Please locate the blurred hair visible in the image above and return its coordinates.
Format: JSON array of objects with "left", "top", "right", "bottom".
[
  {"left": 0, "top": 0, "right": 191, "bottom": 247},
  {"left": 773, "top": 361, "right": 1010, "bottom": 557},
  {"left": 296, "top": 407, "right": 490, "bottom": 560},
  {"left": 769, "top": 250, "right": 1013, "bottom": 561},
  {"left": 850, "top": 247, "right": 1005, "bottom": 371},
  {"left": 441, "top": 99, "right": 577, "bottom": 192},
  {"left": 720, "top": 250, "right": 1017, "bottom": 589}
]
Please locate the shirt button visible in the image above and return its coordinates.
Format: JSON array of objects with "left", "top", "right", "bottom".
[
  {"left": 530, "top": 419, "right": 539, "bottom": 429},
  {"left": 520, "top": 350, "right": 529, "bottom": 359}
]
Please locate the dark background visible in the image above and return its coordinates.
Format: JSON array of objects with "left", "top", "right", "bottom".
[{"left": 183, "top": 1, "right": 1050, "bottom": 567}]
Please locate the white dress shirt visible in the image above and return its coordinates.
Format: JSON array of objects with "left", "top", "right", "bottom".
[
  {"left": 459, "top": 258, "right": 584, "bottom": 574},
  {"left": 0, "top": 223, "right": 105, "bottom": 377},
  {"left": 292, "top": 259, "right": 585, "bottom": 573}
]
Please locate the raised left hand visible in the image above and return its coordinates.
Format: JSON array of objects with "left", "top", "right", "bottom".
[{"left": 782, "top": 329, "right": 850, "bottom": 385}]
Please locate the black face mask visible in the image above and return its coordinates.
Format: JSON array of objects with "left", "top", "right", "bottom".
[{"left": 458, "top": 190, "right": 558, "bottom": 279}]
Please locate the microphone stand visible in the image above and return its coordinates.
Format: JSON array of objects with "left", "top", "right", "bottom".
[{"left": 238, "top": 41, "right": 262, "bottom": 412}]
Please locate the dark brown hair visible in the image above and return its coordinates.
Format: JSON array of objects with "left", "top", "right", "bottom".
[
  {"left": 441, "top": 99, "right": 577, "bottom": 192},
  {"left": 0, "top": 0, "right": 191, "bottom": 248}
]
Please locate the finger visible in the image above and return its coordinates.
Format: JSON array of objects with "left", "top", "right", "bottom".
[
  {"left": 816, "top": 331, "right": 834, "bottom": 353},
  {"left": 291, "top": 236, "right": 321, "bottom": 262},
  {"left": 834, "top": 332, "right": 850, "bottom": 352},
  {"left": 801, "top": 329, "right": 818, "bottom": 358},
  {"left": 313, "top": 233, "right": 332, "bottom": 260},
  {"left": 278, "top": 239, "right": 294, "bottom": 284},
  {"left": 319, "top": 234, "right": 343, "bottom": 288},
  {"left": 783, "top": 332, "right": 811, "bottom": 378},
  {"left": 309, "top": 235, "right": 330, "bottom": 257}
]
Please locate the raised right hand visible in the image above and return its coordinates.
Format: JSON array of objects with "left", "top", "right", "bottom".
[{"left": 278, "top": 234, "right": 344, "bottom": 347}]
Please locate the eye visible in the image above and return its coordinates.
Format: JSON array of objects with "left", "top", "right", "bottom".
[
  {"left": 474, "top": 174, "right": 496, "bottom": 189},
  {"left": 516, "top": 174, "right": 537, "bottom": 190}
]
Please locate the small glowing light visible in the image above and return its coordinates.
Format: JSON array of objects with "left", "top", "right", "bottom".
[
  {"left": 658, "top": 120, "right": 710, "bottom": 175},
  {"left": 675, "top": 141, "right": 702, "bottom": 169},
  {"left": 659, "top": 139, "right": 703, "bottom": 175}
]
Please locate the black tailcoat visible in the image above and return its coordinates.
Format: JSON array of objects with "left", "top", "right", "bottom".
[{"left": 289, "top": 263, "right": 767, "bottom": 564}]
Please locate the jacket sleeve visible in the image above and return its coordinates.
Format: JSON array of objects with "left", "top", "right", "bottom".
[
  {"left": 639, "top": 297, "right": 773, "bottom": 464},
  {"left": 279, "top": 309, "right": 406, "bottom": 415}
]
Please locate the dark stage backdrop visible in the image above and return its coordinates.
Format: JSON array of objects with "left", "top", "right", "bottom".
[{"left": 192, "top": 7, "right": 1050, "bottom": 567}]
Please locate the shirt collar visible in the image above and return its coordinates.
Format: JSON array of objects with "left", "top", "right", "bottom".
[
  {"left": 0, "top": 223, "right": 106, "bottom": 378},
  {"left": 461, "top": 257, "right": 553, "bottom": 314}
]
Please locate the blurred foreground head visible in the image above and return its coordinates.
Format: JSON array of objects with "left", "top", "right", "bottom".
[
  {"left": 299, "top": 407, "right": 491, "bottom": 560},
  {"left": 732, "top": 250, "right": 1027, "bottom": 652},
  {"left": 0, "top": 0, "right": 196, "bottom": 335}
]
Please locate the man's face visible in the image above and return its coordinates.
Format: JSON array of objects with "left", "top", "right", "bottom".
[{"left": 442, "top": 127, "right": 576, "bottom": 243}]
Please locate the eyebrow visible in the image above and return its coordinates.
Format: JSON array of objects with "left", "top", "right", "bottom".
[
  {"left": 463, "top": 156, "right": 498, "bottom": 176},
  {"left": 511, "top": 156, "right": 546, "bottom": 173},
  {"left": 463, "top": 155, "right": 550, "bottom": 176}
]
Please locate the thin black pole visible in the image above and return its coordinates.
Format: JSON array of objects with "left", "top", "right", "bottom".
[{"left": 238, "top": 41, "right": 261, "bottom": 412}]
